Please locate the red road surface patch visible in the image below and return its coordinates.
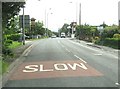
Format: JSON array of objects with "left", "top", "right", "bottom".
[{"left": 9, "top": 60, "right": 103, "bottom": 80}]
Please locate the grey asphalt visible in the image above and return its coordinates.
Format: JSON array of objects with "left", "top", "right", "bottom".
[{"left": 3, "top": 38, "right": 119, "bottom": 87}]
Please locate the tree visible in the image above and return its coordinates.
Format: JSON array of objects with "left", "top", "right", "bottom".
[
  {"left": 2, "top": 2, "right": 25, "bottom": 28},
  {"left": 102, "top": 25, "right": 119, "bottom": 38},
  {"left": 4, "top": 16, "right": 20, "bottom": 35},
  {"left": 34, "top": 21, "right": 45, "bottom": 35},
  {"left": 2, "top": 2, "right": 25, "bottom": 58},
  {"left": 60, "top": 23, "right": 69, "bottom": 35},
  {"left": 76, "top": 24, "right": 92, "bottom": 41}
]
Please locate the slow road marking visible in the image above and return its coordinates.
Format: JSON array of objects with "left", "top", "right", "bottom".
[{"left": 9, "top": 60, "right": 103, "bottom": 80}]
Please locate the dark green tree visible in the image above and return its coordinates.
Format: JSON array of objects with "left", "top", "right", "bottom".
[
  {"left": 60, "top": 23, "right": 69, "bottom": 35},
  {"left": 2, "top": 2, "right": 25, "bottom": 28},
  {"left": 34, "top": 21, "right": 45, "bottom": 35},
  {"left": 2, "top": 2, "right": 25, "bottom": 58}
]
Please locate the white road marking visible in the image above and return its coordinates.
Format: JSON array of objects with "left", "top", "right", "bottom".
[
  {"left": 58, "top": 40, "right": 60, "bottom": 44},
  {"left": 23, "top": 63, "right": 88, "bottom": 73},
  {"left": 74, "top": 55, "right": 87, "bottom": 63},
  {"left": 69, "top": 40, "right": 118, "bottom": 59},
  {"left": 24, "top": 50, "right": 31, "bottom": 56},
  {"left": 65, "top": 48, "right": 71, "bottom": 52},
  {"left": 69, "top": 40, "right": 102, "bottom": 53},
  {"left": 115, "top": 82, "right": 120, "bottom": 85},
  {"left": 94, "top": 54, "right": 102, "bottom": 55},
  {"left": 23, "top": 45, "right": 33, "bottom": 56}
]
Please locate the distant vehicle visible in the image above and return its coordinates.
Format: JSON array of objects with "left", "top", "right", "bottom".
[
  {"left": 61, "top": 32, "right": 65, "bottom": 38},
  {"left": 51, "top": 35, "right": 56, "bottom": 38}
]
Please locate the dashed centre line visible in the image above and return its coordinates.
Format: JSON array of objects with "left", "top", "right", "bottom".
[
  {"left": 58, "top": 40, "right": 87, "bottom": 64},
  {"left": 65, "top": 48, "right": 71, "bottom": 53},
  {"left": 94, "top": 54, "right": 102, "bottom": 56},
  {"left": 74, "top": 55, "right": 87, "bottom": 64}
]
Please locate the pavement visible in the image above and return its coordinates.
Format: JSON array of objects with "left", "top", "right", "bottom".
[{"left": 70, "top": 38, "right": 119, "bottom": 55}]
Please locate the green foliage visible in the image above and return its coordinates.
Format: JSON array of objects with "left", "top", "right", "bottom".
[
  {"left": 47, "top": 29, "right": 52, "bottom": 37},
  {"left": 5, "top": 40, "right": 13, "bottom": 46},
  {"left": 2, "top": 2, "right": 25, "bottom": 28},
  {"left": 113, "top": 34, "right": 120, "bottom": 39},
  {"left": 52, "top": 32, "right": 59, "bottom": 37},
  {"left": 60, "top": 23, "right": 69, "bottom": 35},
  {"left": 2, "top": 45, "right": 13, "bottom": 57},
  {"left": 76, "top": 25, "right": 97, "bottom": 42},
  {"left": 6, "top": 34, "right": 21, "bottom": 41},
  {"left": 103, "top": 38, "right": 120, "bottom": 49},
  {"left": 0, "top": 60, "right": 9, "bottom": 74},
  {"left": 8, "top": 41, "right": 22, "bottom": 49},
  {"left": 31, "top": 21, "right": 45, "bottom": 36},
  {"left": 101, "top": 25, "right": 118, "bottom": 38}
]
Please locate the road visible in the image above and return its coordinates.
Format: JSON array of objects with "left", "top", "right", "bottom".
[{"left": 3, "top": 38, "right": 118, "bottom": 88}]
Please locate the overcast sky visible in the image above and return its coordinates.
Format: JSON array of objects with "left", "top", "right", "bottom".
[{"left": 19, "top": 0, "right": 120, "bottom": 32}]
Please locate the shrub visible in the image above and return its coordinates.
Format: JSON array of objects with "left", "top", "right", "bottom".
[
  {"left": 5, "top": 40, "right": 13, "bottom": 46},
  {"left": 2, "top": 45, "right": 13, "bottom": 57},
  {"left": 103, "top": 38, "right": 120, "bottom": 49},
  {"left": 6, "top": 34, "right": 21, "bottom": 41},
  {"left": 113, "top": 34, "right": 120, "bottom": 39}
]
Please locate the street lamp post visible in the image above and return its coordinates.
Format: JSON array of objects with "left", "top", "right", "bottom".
[
  {"left": 79, "top": 3, "right": 81, "bottom": 25},
  {"left": 45, "top": 8, "right": 52, "bottom": 37},
  {"left": 22, "top": 5, "right": 25, "bottom": 45},
  {"left": 69, "top": 2, "right": 81, "bottom": 38}
]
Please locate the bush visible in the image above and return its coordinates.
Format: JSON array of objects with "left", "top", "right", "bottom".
[
  {"left": 5, "top": 40, "right": 13, "bottom": 45},
  {"left": 2, "top": 45, "right": 13, "bottom": 57},
  {"left": 103, "top": 38, "right": 120, "bottom": 49},
  {"left": 6, "top": 34, "right": 21, "bottom": 41},
  {"left": 113, "top": 34, "right": 120, "bottom": 39}
]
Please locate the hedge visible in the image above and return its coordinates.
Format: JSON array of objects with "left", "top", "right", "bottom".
[
  {"left": 6, "top": 34, "right": 21, "bottom": 41},
  {"left": 103, "top": 38, "right": 120, "bottom": 49}
]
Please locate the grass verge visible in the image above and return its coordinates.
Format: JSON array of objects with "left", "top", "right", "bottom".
[
  {"left": 8, "top": 41, "right": 22, "bottom": 49},
  {"left": 0, "top": 60, "right": 9, "bottom": 75}
]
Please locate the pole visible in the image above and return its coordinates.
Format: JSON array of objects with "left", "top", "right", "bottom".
[
  {"left": 22, "top": 6, "right": 25, "bottom": 45},
  {"left": 47, "top": 13, "right": 48, "bottom": 37},
  {"left": 76, "top": 2, "right": 77, "bottom": 24},
  {"left": 79, "top": 3, "right": 81, "bottom": 25},
  {"left": 45, "top": 9, "right": 47, "bottom": 37},
  {"left": 0, "top": 1, "right": 2, "bottom": 58}
]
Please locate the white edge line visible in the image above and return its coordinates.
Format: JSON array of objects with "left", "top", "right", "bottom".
[
  {"left": 74, "top": 55, "right": 87, "bottom": 63},
  {"left": 23, "top": 45, "right": 33, "bottom": 56},
  {"left": 24, "top": 50, "right": 31, "bottom": 56}
]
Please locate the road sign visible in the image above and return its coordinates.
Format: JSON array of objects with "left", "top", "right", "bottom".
[{"left": 19, "top": 15, "right": 30, "bottom": 28}]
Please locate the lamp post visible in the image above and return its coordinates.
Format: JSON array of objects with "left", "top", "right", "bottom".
[
  {"left": 45, "top": 8, "right": 52, "bottom": 37},
  {"left": 79, "top": 3, "right": 81, "bottom": 25},
  {"left": 69, "top": 2, "right": 81, "bottom": 38},
  {"left": 69, "top": 2, "right": 81, "bottom": 25},
  {"left": 22, "top": 5, "right": 25, "bottom": 45}
]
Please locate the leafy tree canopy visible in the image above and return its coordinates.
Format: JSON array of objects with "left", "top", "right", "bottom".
[{"left": 2, "top": 2, "right": 25, "bottom": 28}]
